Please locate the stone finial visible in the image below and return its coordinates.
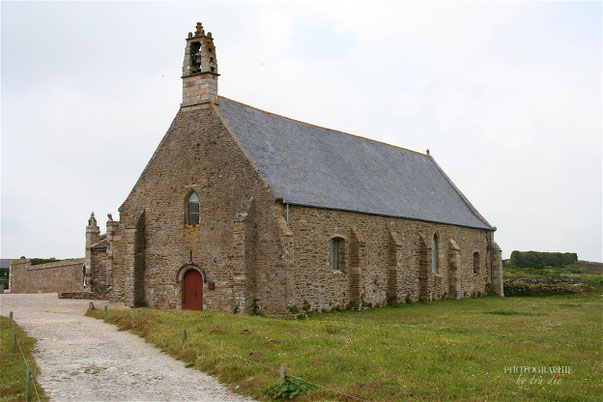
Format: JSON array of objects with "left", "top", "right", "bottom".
[
  {"left": 426, "top": 149, "right": 430, "bottom": 156},
  {"left": 88, "top": 212, "right": 97, "bottom": 227},
  {"left": 195, "top": 22, "right": 204, "bottom": 37},
  {"left": 107, "top": 213, "right": 113, "bottom": 222},
  {"left": 188, "top": 32, "right": 193, "bottom": 38}
]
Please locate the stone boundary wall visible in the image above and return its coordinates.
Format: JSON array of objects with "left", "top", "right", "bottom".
[
  {"left": 9, "top": 258, "right": 85, "bottom": 294},
  {"left": 58, "top": 291, "right": 109, "bottom": 300}
]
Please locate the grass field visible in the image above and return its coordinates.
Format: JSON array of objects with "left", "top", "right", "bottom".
[
  {"left": 88, "top": 293, "right": 602, "bottom": 401},
  {"left": 0, "top": 316, "right": 47, "bottom": 401}
]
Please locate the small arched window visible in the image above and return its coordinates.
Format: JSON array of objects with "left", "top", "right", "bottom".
[
  {"left": 473, "top": 252, "right": 480, "bottom": 275},
  {"left": 431, "top": 233, "right": 439, "bottom": 274},
  {"left": 331, "top": 237, "right": 344, "bottom": 271},
  {"left": 187, "top": 192, "right": 200, "bottom": 226}
]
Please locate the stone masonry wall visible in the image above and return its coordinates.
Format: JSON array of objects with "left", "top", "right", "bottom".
[
  {"left": 286, "top": 205, "right": 493, "bottom": 312},
  {"left": 104, "top": 101, "right": 494, "bottom": 315},
  {"left": 111, "top": 104, "right": 285, "bottom": 313},
  {"left": 90, "top": 249, "right": 109, "bottom": 296},
  {"left": 9, "top": 258, "right": 85, "bottom": 294}
]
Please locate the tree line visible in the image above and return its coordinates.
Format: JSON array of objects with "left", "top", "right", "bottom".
[{"left": 509, "top": 250, "right": 578, "bottom": 268}]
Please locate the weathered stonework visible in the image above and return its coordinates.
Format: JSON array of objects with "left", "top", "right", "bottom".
[
  {"left": 9, "top": 258, "right": 85, "bottom": 294},
  {"left": 105, "top": 105, "right": 281, "bottom": 313},
  {"left": 283, "top": 205, "right": 494, "bottom": 312},
  {"left": 181, "top": 22, "right": 219, "bottom": 107}
]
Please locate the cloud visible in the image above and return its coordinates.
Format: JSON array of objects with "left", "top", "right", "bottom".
[{"left": 1, "top": 1, "right": 601, "bottom": 261}]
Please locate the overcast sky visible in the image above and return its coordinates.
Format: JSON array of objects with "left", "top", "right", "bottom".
[{"left": 2, "top": 1, "right": 601, "bottom": 261}]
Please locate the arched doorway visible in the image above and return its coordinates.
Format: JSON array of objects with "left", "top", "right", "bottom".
[{"left": 183, "top": 270, "right": 203, "bottom": 310}]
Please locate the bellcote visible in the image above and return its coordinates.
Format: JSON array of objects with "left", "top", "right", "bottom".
[{"left": 182, "top": 22, "right": 219, "bottom": 107}]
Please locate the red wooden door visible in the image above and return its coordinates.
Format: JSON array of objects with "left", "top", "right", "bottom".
[{"left": 183, "top": 270, "right": 203, "bottom": 310}]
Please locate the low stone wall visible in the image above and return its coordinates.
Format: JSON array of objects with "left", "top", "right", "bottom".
[
  {"left": 9, "top": 258, "right": 85, "bottom": 294},
  {"left": 503, "top": 277, "right": 589, "bottom": 296},
  {"left": 58, "top": 291, "right": 109, "bottom": 300}
]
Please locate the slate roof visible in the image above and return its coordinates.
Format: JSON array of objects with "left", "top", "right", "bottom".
[{"left": 217, "top": 97, "right": 492, "bottom": 230}]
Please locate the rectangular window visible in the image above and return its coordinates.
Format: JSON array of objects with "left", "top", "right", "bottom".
[{"left": 331, "top": 239, "right": 340, "bottom": 271}]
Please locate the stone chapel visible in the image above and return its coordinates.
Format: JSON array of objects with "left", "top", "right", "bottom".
[{"left": 61, "top": 22, "right": 504, "bottom": 315}]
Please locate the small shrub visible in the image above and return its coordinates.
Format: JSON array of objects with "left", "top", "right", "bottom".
[
  {"left": 266, "top": 378, "right": 312, "bottom": 399},
  {"left": 289, "top": 305, "right": 299, "bottom": 314},
  {"left": 233, "top": 305, "right": 239, "bottom": 314}
]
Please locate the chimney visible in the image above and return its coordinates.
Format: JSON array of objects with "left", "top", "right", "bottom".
[{"left": 182, "top": 22, "right": 219, "bottom": 107}]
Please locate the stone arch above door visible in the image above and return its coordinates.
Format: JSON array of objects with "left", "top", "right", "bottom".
[
  {"left": 176, "top": 263, "right": 207, "bottom": 310},
  {"left": 176, "top": 263, "right": 206, "bottom": 283}
]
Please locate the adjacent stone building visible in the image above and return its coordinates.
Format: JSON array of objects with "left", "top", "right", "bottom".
[{"left": 11, "top": 22, "right": 504, "bottom": 314}]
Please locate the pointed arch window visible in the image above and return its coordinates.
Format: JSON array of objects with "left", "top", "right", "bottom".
[
  {"left": 187, "top": 192, "right": 200, "bottom": 226},
  {"left": 431, "top": 233, "right": 439, "bottom": 274}
]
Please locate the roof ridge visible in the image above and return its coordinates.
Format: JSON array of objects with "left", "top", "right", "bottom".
[{"left": 218, "top": 96, "right": 428, "bottom": 157}]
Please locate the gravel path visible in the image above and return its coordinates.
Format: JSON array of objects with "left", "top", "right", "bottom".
[{"left": 0, "top": 293, "right": 253, "bottom": 401}]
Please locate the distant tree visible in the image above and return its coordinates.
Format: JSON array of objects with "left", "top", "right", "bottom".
[{"left": 509, "top": 251, "right": 578, "bottom": 268}]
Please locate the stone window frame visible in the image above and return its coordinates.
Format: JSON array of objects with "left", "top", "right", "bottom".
[
  {"left": 473, "top": 251, "right": 480, "bottom": 275},
  {"left": 329, "top": 235, "right": 347, "bottom": 274},
  {"left": 184, "top": 190, "right": 201, "bottom": 227},
  {"left": 431, "top": 231, "right": 440, "bottom": 274}
]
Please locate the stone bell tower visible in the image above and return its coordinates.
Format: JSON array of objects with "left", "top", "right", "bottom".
[{"left": 182, "top": 22, "right": 219, "bottom": 107}]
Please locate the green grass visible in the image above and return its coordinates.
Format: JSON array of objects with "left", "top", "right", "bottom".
[
  {"left": 0, "top": 316, "right": 47, "bottom": 401},
  {"left": 87, "top": 294, "right": 602, "bottom": 401}
]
